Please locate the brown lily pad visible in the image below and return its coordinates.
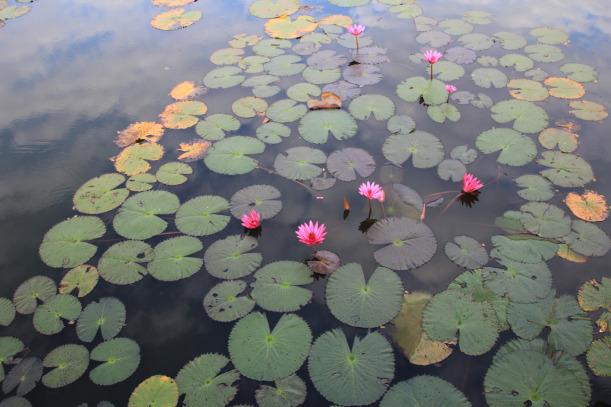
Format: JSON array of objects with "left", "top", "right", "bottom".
[
  {"left": 115, "top": 122, "right": 165, "bottom": 147},
  {"left": 565, "top": 190, "right": 609, "bottom": 222}
]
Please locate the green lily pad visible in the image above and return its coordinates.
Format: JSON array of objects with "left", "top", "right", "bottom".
[
  {"left": 427, "top": 103, "right": 461, "bottom": 123},
  {"left": 326, "top": 148, "right": 375, "bottom": 181},
  {"left": 459, "top": 33, "right": 493, "bottom": 50},
  {"left": 490, "top": 234, "right": 557, "bottom": 263},
  {"left": 251, "top": 261, "right": 313, "bottom": 312},
  {"left": 156, "top": 162, "right": 192, "bottom": 186},
  {"left": 126, "top": 173, "right": 156, "bottom": 192},
  {"left": 423, "top": 290, "right": 499, "bottom": 356},
  {"left": 128, "top": 375, "right": 179, "bottom": 407},
  {"left": 538, "top": 128, "right": 578, "bottom": 152},
  {"left": 445, "top": 46, "right": 477, "bottom": 64},
  {"left": 471, "top": 68, "right": 508, "bottom": 88},
  {"left": 483, "top": 256, "right": 552, "bottom": 303},
  {"left": 76, "top": 297, "right": 126, "bottom": 343},
  {"left": 238, "top": 55, "right": 270, "bottom": 74},
  {"left": 33, "top": 294, "right": 81, "bottom": 335},
  {"left": 499, "top": 53, "right": 534, "bottom": 72},
  {"left": 90, "top": 338, "right": 140, "bottom": 386},
  {"left": 519, "top": 202, "right": 571, "bottom": 238},
  {"left": 427, "top": 60, "right": 465, "bottom": 81},
  {"left": 326, "top": 263, "right": 403, "bottom": 328},
  {"left": 73, "top": 173, "right": 128, "bottom": 214},
  {"left": 562, "top": 220, "right": 611, "bottom": 257},
  {"left": 515, "top": 174, "right": 555, "bottom": 201},
  {"left": 587, "top": 338, "right": 611, "bottom": 377},
  {"left": 114, "top": 143, "right": 164, "bottom": 176},
  {"left": 0, "top": 337, "right": 24, "bottom": 382},
  {"left": 98, "top": 240, "right": 153, "bottom": 285},
  {"left": 175, "top": 353, "right": 239, "bottom": 407},
  {"left": 203, "top": 67, "right": 245, "bottom": 89},
  {"left": 569, "top": 100, "right": 608, "bottom": 121},
  {"left": 39, "top": 216, "right": 105, "bottom": 268},
  {"left": 396, "top": 77, "right": 447, "bottom": 105},
  {"left": 113, "top": 191, "right": 179, "bottom": 240},
  {"left": 343, "top": 64, "right": 383, "bottom": 86},
  {"left": 2, "top": 357, "right": 42, "bottom": 396},
  {"left": 230, "top": 184, "right": 282, "bottom": 220},
  {"left": 366, "top": 217, "right": 437, "bottom": 270},
  {"left": 537, "top": 151, "right": 594, "bottom": 187},
  {"left": 264, "top": 55, "right": 305, "bottom": 76},
  {"left": 148, "top": 236, "right": 203, "bottom": 281},
  {"left": 59, "top": 265, "right": 98, "bottom": 298},
  {"left": 13, "top": 276, "right": 56, "bottom": 315},
  {"left": 232, "top": 96, "right": 268, "bottom": 118},
  {"left": 530, "top": 27, "right": 568, "bottom": 44},
  {"left": 287, "top": 82, "right": 321, "bottom": 102},
  {"left": 42, "top": 344, "right": 89, "bottom": 388},
  {"left": 274, "top": 147, "right": 326, "bottom": 180},
  {"left": 204, "top": 280, "right": 255, "bottom": 322},
  {"left": 349, "top": 94, "right": 395, "bottom": 120},
  {"left": 445, "top": 236, "right": 488, "bottom": 269},
  {"left": 204, "top": 235, "right": 262, "bottom": 280},
  {"left": 560, "top": 63, "right": 597, "bottom": 83},
  {"left": 508, "top": 79, "right": 549, "bottom": 101},
  {"left": 577, "top": 277, "right": 610, "bottom": 312},
  {"left": 302, "top": 67, "right": 341, "bottom": 84},
  {"left": 0, "top": 298, "right": 15, "bottom": 327},
  {"left": 204, "top": 136, "right": 265, "bottom": 175},
  {"left": 387, "top": 115, "right": 415, "bottom": 135},
  {"left": 228, "top": 312, "right": 311, "bottom": 381},
  {"left": 253, "top": 39, "right": 291, "bottom": 57},
  {"left": 416, "top": 30, "right": 451, "bottom": 47},
  {"left": 476, "top": 128, "right": 537, "bottom": 166},
  {"left": 266, "top": 99, "right": 307, "bottom": 123},
  {"left": 210, "top": 48, "right": 244, "bottom": 65},
  {"left": 298, "top": 110, "right": 357, "bottom": 143},
  {"left": 256, "top": 122, "right": 291, "bottom": 144},
  {"left": 437, "top": 159, "right": 466, "bottom": 182},
  {"left": 249, "top": 0, "right": 300, "bottom": 18},
  {"left": 383, "top": 131, "right": 444, "bottom": 168},
  {"left": 525, "top": 44, "right": 564, "bottom": 62},
  {"left": 380, "top": 376, "right": 471, "bottom": 407},
  {"left": 195, "top": 114, "right": 240, "bottom": 141},
  {"left": 451, "top": 145, "right": 478, "bottom": 164},
  {"left": 493, "top": 31, "right": 527, "bottom": 50},
  {"left": 255, "top": 374, "right": 306, "bottom": 407},
  {"left": 175, "top": 195, "right": 230, "bottom": 237},
  {"left": 308, "top": 329, "right": 394, "bottom": 406},
  {"left": 0, "top": 397, "right": 31, "bottom": 407},
  {"left": 308, "top": 49, "right": 346, "bottom": 70},
  {"left": 491, "top": 100, "right": 549, "bottom": 134}
]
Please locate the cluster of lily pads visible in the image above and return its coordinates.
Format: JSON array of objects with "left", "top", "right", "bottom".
[
  {"left": 150, "top": 0, "right": 202, "bottom": 31},
  {"left": 1, "top": 0, "right": 611, "bottom": 406},
  {"left": 0, "top": 0, "right": 35, "bottom": 29}
]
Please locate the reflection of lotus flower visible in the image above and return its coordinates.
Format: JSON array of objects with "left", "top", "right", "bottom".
[
  {"left": 348, "top": 24, "right": 365, "bottom": 36},
  {"left": 462, "top": 173, "right": 484, "bottom": 194},
  {"left": 241, "top": 209, "right": 261, "bottom": 229},
  {"left": 423, "top": 49, "right": 442, "bottom": 64},
  {"left": 445, "top": 84, "right": 457, "bottom": 94},
  {"left": 296, "top": 221, "right": 327, "bottom": 246},
  {"left": 358, "top": 181, "right": 385, "bottom": 202}
]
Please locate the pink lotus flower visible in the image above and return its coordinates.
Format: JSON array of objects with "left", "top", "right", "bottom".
[
  {"left": 358, "top": 181, "right": 385, "bottom": 202},
  {"left": 423, "top": 49, "right": 442, "bottom": 64},
  {"left": 296, "top": 221, "right": 327, "bottom": 246},
  {"left": 462, "top": 173, "right": 484, "bottom": 194},
  {"left": 348, "top": 24, "right": 365, "bottom": 36},
  {"left": 241, "top": 209, "right": 261, "bottom": 229},
  {"left": 445, "top": 84, "right": 457, "bottom": 94}
]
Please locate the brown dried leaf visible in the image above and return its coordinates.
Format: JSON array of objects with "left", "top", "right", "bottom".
[
  {"left": 307, "top": 91, "right": 342, "bottom": 110},
  {"left": 115, "top": 122, "right": 165, "bottom": 147},
  {"left": 150, "top": 8, "right": 201, "bottom": 31},
  {"left": 565, "top": 190, "right": 609, "bottom": 222},
  {"left": 318, "top": 14, "right": 352, "bottom": 27},
  {"left": 307, "top": 250, "right": 340, "bottom": 275},
  {"left": 556, "top": 243, "right": 587, "bottom": 264},
  {"left": 177, "top": 140, "right": 210, "bottom": 162},
  {"left": 114, "top": 143, "right": 164, "bottom": 176},
  {"left": 159, "top": 100, "right": 207, "bottom": 129},
  {"left": 264, "top": 15, "right": 317, "bottom": 39},
  {"left": 169, "top": 81, "right": 206, "bottom": 100}
]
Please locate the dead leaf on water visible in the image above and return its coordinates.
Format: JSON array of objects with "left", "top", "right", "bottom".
[
  {"left": 115, "top": 122, "right": 165, "bottom": 147},
  {"left": 151, "top": 8, "right": 201, "bottom": 31},
  {"left": 307, "top": 91, "right": 341, "bottom": 110},
  {"left": 565, "top": 190, "right": 609, "bottom": 222},
  {"left": 177, "top": 140, "right": 210, "bottom": 162},
  {"left": 169, "top": 81, "right": 207, "bottom": 100}
]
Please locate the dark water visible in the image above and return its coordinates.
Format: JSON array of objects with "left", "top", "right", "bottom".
[{"left": 1, "top": 0, "right": 611, "bottom": 406}]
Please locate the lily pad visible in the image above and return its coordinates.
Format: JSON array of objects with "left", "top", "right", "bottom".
[
  {"left": 303, "top": 67, "right": 341, "bottom": 85},
  {"left": 490, "top": 234, "right": 557, "bottom": 263},
  {"left": 13, "top": 276, "right": 57, "bottom": 315},
  {"left": 39, "top": 216, "right": 105, "bottom": 268},
  {"left": 508, "top": 79, "right": 549, "bottom": 101},
  {"left": 76, "top": 297, "right": 126, "bottom": 342},
  {"left": 204, "top": 280, "right": 255, "bottom": 322},
  {"left": 483, "top": 256, "right": 552, "bottom": 303},
  {"left": 114, "top": 143, "right": 164, "bottom": 176},
  {"left": 264, "top": 15, "right": 317, "bottom": 40},
  {"left": 396, "top": 77, "right": 447, "bottom": 105},
  {"left": 569, "top": 100, "right": 608, "bottom": 121},
  {"left": 380, "top": 376, "right": 471, "bottom": 407},
  {"left": 445, "top": 236, "right": 488, "bottom": 269},
  {"left": 538, "top": 127, "right": 578, "bottom": 152},
  {"left": 562, "top": 220, "right": 611, "bottom": 257},
  {"left": 416, "top": 30, "right": 451, "bottom": 47},
  {"left": 298, "top": 110, "right": 357, "bottom": 143},
  {"left": 366, "top": 217, "right": 437, "bottom": 270},
  {"left": 204, "top": 136, "right": 265, "bottom": 175},
  {"left": 530, "top": 27, "right": 568, "bottom": 44},
  {"left": 231, "top": 96, "right": 268, "bottom": 118},
  {"left": 274, "top": 147, "right": 326, "bottom": 180},
  {"left": 251, "top": 261, "right": 313, "bottom": 312},
  {"left": 565, "top": 191, "right": 609, "bottom": 224},
  {"left": 256, "top": 122, "right": 291, "bottom": 144},
  {"left": 545, "top": 77, "right": 585, "bottom": 99},
  {"left": 2, "top": 357, "right": 42, "bottom": 396},
  {"left": 195, "top": 114, "right": 240, "bottom": 141},
  {"left": 42, "top": 344, "right": 89, "bottom": 388},
  {"left": 323, "top": 80, "right": 361, "bottom": 100},
  {"left": 437, "top": 159, "right": 466, "bottom": 181},
  {"left": 228, "top": 312, "right": 311, "bottom": 381},
  {"left": 156, "top": 162, "right": 192, "bottom": 186},
  {"left": 266, "top": 99, "right": 307, "bottom": 123},
  {"left": 230, "top": 185, "right": 282, "bottom": 220},
  {"left": 255, "top": 374, "right": 306, "bottom": 407},
  {"left": 587, "top": 338, "right": 611, "bottom": 377},
  {"left": 525, "top": 44, "right": 564, "bottom": 62},
  {"left": 0, "top": 337, "right": 24, "bottom": 382},
  {"left": 253, "top": 39, "right": 291, "bottom": 57},
  {"left": 249, "top": 0, "right": 299, "bottom": 18},
  {"left": 471, "top": 68, "right": 508, "bottom": 89},
  {"left": 90, "top": 338, "right": 140, "bottom": 386},
  {"left": 150, "top": 8, "right": 201, "bottom": 31},
  {"left": 73, "top": 174, "right": 128, "bottom": 214},
  {"left": 160, "top": 101, "right": 207, "bottom": 129},
  {"left": 537, "top": 151, "right": 594, "bottom": 187},
  {"left": 204, "top": 67, "right": 245, "bottom": 89},
  {"left": 491, "top": 100, "right": 549, "bottom": 133},
  {"left": 343, "top": 64, "right": 383, "bottom": 86},
  {"left": 519, "top": 202, "right": 571, "bottom": 239},
  {"left": 128, "top": 375, "right": 179, "bottom": 407},
  {"left": 264, "top": 54, "right": 305, "bottom": 76},
  {"left": 427, "top": 103, "right": 461, "bottom": 123},
  {"left": 476, "top": 128, "right": 537, "bottom": 166},
  {"left": 493, "top": 31, "right": 527, "bottom": 50},
  {"left": 175, "top": 195, "right": 230, "bottom": 237},
  {"left": 515, "top": 174, "right": 555, "bottom": 201},
  {"left": 59, "top": 265, "right": 98, "bottom": 298},
  {"left": 326, "top": 148, "right": 375, "bottom": 181},
  {"left": 113, "top": 191, "right": 179, "bottom": 240},
  {"left": 383, "top": 131, "right": 444, "bottom": 168},
  {"left": 0, "top": 299, "right": 15, "bottom": 327},
  {"left": 148, "top": 236, "right": 203, "bottom": 281},
  {"left": 459, "top": 33, "right": 493, "bottom": 50},
  {"left": 560, "top": 63, "right": 597, "bottom": 83},
  {"left": 349, "top": 94, "right": 395, "bottom": 120},
  {"left": 387, "top": 115, "right": 415, "bottom": 135},
  {"left": 578, "top": 278, "right": 610, "bottom": 312},
  {"left": 499, "top": 53, "right": 534, "bottom": 72},
  {"left": 210, "top": 48, "right": 244, "bottom": 65},
  {"left": 445, "top": 46, "right": 476, "bottom": 64},
  {"left": 33, "top": 294, "right": 81, "bottom": 335}
]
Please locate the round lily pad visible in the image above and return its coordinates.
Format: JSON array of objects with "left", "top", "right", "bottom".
[
  {"left": 249, "top": 0, "right": 300, "bottom": 18},
  {"left": 13, "top": 276, "right": 56, "bottom": 315},
  {"left": 33, "top": 294, "right": 81, "bottom": 335},
  {"left": 530, "top": 26, "right": 568, "bottom": 44},
  {"left": 0, "top": 337, "right": 24, "bottom": 383},
  {"left": 349, "top": 94, "right": 395, "bottom": 120},
  {"left": 519, "top": 202, "right": 571, "bottom": 239},
  {"left": 490, "top": 234, "right": 557, "bottom": 264},
  {"left": 195, "top": 114, "right": 241, "bottom": 141},
  {"left": 416, "top": 30, "right": 451, "bottom": 47},
  {"left": 204, "top": 280, "right": 255, "bottom": 322},
  {"left": 471, "top": 68, "right": 508, "bottom": 88},
  {"left": 525, "top": 44, "right": 564, "bottom": 62},
  {"left": 73, "top": 173, "right": 128, "bottom": 214},
  {"left": 2, "top": 357, "right": 42, "bottom": 396},
  {"left": 256, "top": 122, "right": 291, "bottom": 144},
  {"left": 156, "top": 162, "right": 192, "bottom": 186},
  {"left": 204, "top": 136, "right": 266, "bottom": 175},
  {"left": 113, "top": 191, "right": 179, "bottom": 240},
  {"left": 264, "top": 15, "right": 317, "bottom": 40},
  {"left": 326, "top": 148, "right": 375, "bottom": 181},
  {"left": 255, "top": 374, "right": 306, "bottom": 407},
  {"left": 569, "top": 100, "right": 608, "bottom": 121},
  {"left": 539, "top": 128, "right": 578, "bottom": 152},
  {"left": 150, "top": 8, "right": 201, "bottom": 31},
  {"left": 128, "top": 375, "right": 179, "bottom": 407},
  {"left": 493, "top": 31, "right": 527, "bottom": 50},
  {"left": 175, "top": 195, "right": 230, "bottom": 237},
  {"left": 366, "top": 217, "right": 437, "bottom": 270},
  {"left": 499, "top": 54, "right": 534, "bottom": 72},
  {"left": 115, "top": 143, "right": 164, "bottom": 176},
  {"left": 59, "top": 265, "right": 99, "bottom": 298},
  {"left": 515, "top": 174, "right": 555, "bottom": 201},
  {"left": 264, "top": 54, "right": 305, "bottom": 76},
  {"left": 380, "top": 376, "right": 471, "bottom": 407},
  {"left": 148, "top": 236, "right": 203, "bottom": 281},
  {"left": 562, "top": 220, "right": 611, "bottom": 257},
  {"left": 126, "top": 173, "right": 156, "bottom": 192},
  {"left": 537, "top": 151, "right": 594, "bottom": 187},
  {"left": 459, "top": 33, "right": 493, "bottom": 50},
  {"left": 483, "top": 256, "right": 552, "bottom": 303},
  {"left": 437, "top": 159, "right": 466, "bottom": 182},
  {"left": 476, "top": 128, "right": 537, "bottom": 166},
  {"left": 176, "top": 353, "right": 239, "bottom": 407},
  {"left": 587, "top": 338, "right": 611, "bottom": 377},
  {"left": 560, "top": 63, "right": 597, "bottom": 83},
  {"left": 39, "top": 216, "right": 105, "bottom": 268},
  {"left": 427, "top": 103, "right": 461, "bottom": 123},
  {"left": 76, "top": 297, "right": 126, "bottom": 343},
  {"left": 274, "top": 147, "right": 326, "bottom": 180},
  {"left": 90, "top": 338, "right": 140, "bottom": 386},
  {"left": 326, "top": 263, "right": 403, "bottom": 328},
  {"left": 203, "top": 67, "right": 245, "bottom": 89},
  {"left": 266, "top": 99, "right": 307, "bottom": 123},
  {"left": 298, "top": 110, "right": 357, "bottom": 143},
  {"left": 0, "top": 298, "right": 15, "bottom": 327},
  {"left": 387, "top": 115, "right": 415, "bottom": 135},
  {"left": 232, "top": 96, "right": 267, "bottom": 118},
  {"left": 383, "top": 131, "right": 444, "bottom": 168},
  {"left": 577, "top": 277, "right": 610, "bottom": 312},
  {"left": 159, "top": 101, "right": 207, "bottom": 129},
  {"left": 251, "top": 261, "right": 313, "bottom": 312},
  {"left": 210, "top": 48, "right": 244, "bottom": 65},
  {"left": 228, "top": 312, "right": 311, "bottom": 381},
  {"left": 343, "top": 64, "right": 383, "bottom": 86},
  {"left": 508, "top": 79, "right": 549, "bottom": 101},
  {"left": 98, "top": 240, "right": 153, "bottom": 285},
  {"left": 445, "top": 236, "right": 488, "bottom": 269},
  {"left": 0, "top": 397, "right": 31, "bottom": 407},
  {"left": 204, "top": 235, "right": 262, "bottom": 280},
  {"left": 396, "top": 77, "right": 447, "bottom": 105},
  {"left": 42, "top": 344, "right": 89, "bottom": 388},
  {"left": 230, "top": 184, "right": 282, "bottom": 220},
  {"left": 491, "top": 100, "right": 549, "bottom": 134},
  {"left": 287, "top": 82, "right": 321, "bottom": 102}
]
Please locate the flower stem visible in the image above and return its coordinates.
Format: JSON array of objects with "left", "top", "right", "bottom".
[{"left": 430, "top": 63, "right": 433, "bottom": 81}]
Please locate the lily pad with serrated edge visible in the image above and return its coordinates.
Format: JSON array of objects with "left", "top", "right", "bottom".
[
  {"left": 33, "top": 294, "right": 81, "bottom": 335},
  {"left": 73, "top": 173, "right": 128, "bottom": 214},
  {"left": 204, "top": 67, "right": 245, "bottom": 89},
  {"left": 128, "top": 375, "right": 179, "bottom": 407},
  {"left": 483, "top": 257, "right": 552, "bottom": 303},
  {"left": 380, "top": 376, "right": 471, "bottom": 407},
  {"left": 539, "top": 128, "right": 578, "bottom": 152},
  {"left": 537, "top": 151, "right": 593, "bottom": 187},
  {"left": 587, "top": 337, "right": 611, "bottom": 376},
  {"left": 366, "top": 217, "right": 437, "bottom": 271},
  {"left": 0, "top": 298, "right": 15, "bottom": 327},
  {"left": 195, "top": 114, "right": 240, "bottom": 141},
  {"left": 148, "top": 236, "right": 203, "bottom": 282},
  {"left": 298, "top": 110, "right": 357, "bottom": 144},
  {"left": 204, "top": 280, "right": 255, "bottom": 322},
  {"left": 13, "top": 276, "right": 56, "bottom": 315},
  {"left": 560, "top": 63, "right": 597, "bottom": 83},
  {"left": 437, "top": 159, "right": 466, "bottom": 182},
  {"left": 255, "top": 374, "right": 306, "bottom": 407},
  {"left": 471, "top": 68, "right": 507, "bottom": 89},
  {"left": 175, "top": 195, "right": 230, "bottom": 237},
  {"left": 204, "top": 234, "right": 262, "bottom": 278},
  {"left": 326, "top": 148, "right": 375, "bottom": 181},
  {"left": 383, "top": 131, "right": 444, "bottom": 168},
  {"left": 228, "top": 312, "right": 311, "bottom": 381},
  {"left": 569, "top": 100, "right": 608, "bottom": 121},
  {"left": 274, "top": 147, "right": 326, "bottom": 181},
  {"left": 159, "top": 101, "right": 207, "bottom": 129},
  {"left": 308, "top": 329, "right": 394, "bottom": 406},
  {"left": 39, "top": 216, "right": 105, "bottom": 268},
  {"left": 491, "top": 99, "right": 549, "bottom": 134},
  {"left": 126, "top": 173, "right": 156, "bottom": 192},
  {"left": 176, "top": 353, "right": 239, "bottom": 407},
  {"left": 423, "top": 290, "right": 499, "bottom": 356},
  {"left": 0, "top": 337, "right": 24, "bottom": 382},
  {"left": 249, "top": 0, "right": 299, "bottom": 18},
  {"left": 76, "top": 297, "right": 126, "bottom": 343},
  {"left": 42, "top": 344, "right": 89, "bottom": 388},
  {"left": 515, "top": 174, "right": 554, "bottom": 201},
  {"left": 230, "top": 185, "right": 282, "bottom": 220},
  {"left": 156, "top": 162, "right": 192, "bottom": 186},
  {"left": 578, "top": 277, "right": 610, "bottom": 312},
  {"left": 98, "top": 240, "right": 153, "bottom": 285},
  {"left": 499, "top": 53, "right": 534, "bottom": 72},
  {"left": 519, "top": 202, "right": 571, "bottom": 239},
  {"left": 256, "top": 122, "right": 290, "bottom": 144},
  {"left": 112, "top": 191, "right": 179, "bottom": 240},
  {"left": 326, "top": 263, "right": 403, "bottom": 328},
  {"left": 169, "top": 80, "right": 205, "bottom": 101},
  {"left": 508, "top": 79, "right": 549, "bottom": 101},
  {"left": 251, "top": 261, "right": 313, "bottom": 312},
  {"left": 445, "top": 236, "right": 488, "bottom": 269},
  {"left": 59, "top": 265, "right": 98, "bottom": 298},
  {"left": 349, "top": 94, "right": 395, "bottom": 120},
  {"left": 562, "top": 219, "right": 611, "bottom": 257},
  {"left": 2, "top": 357, "right": 42, "bottom": 396},
  {"left": 151, "top": 8, "right": 201, "bottom": 31},
  {"left": 204, "top": 136, "right": 265, "bottom": 175},
  {"left": 490, "top": 234, "right": 557, "bottom": 263},
  {"left": 90, "top": 338, "right": 140, "bottom": 386},
  {"left": 396, "top": 77, "right": 447, "bottom": 105}
]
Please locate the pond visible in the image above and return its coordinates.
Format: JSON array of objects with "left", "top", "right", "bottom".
[{"left": 0, "top": 0, "right": 610, "bottom": 406}]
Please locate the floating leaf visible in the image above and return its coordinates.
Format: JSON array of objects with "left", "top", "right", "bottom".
[
  {"left": 445, "top": 236, "right": 488, "bottom": 269},
  {"left": 33, "top": 294, "right": 81, "bottom": 335},
  {"left": 525, "top": 44, "right": 564, "bottom": 62},
  {"left": 366, "top": 217, "right": 437, "bottom": 270},
  {"left": 307, "top": 50, "right": 347, "bottom": 70},
  {"left": 587, "top": 338, "right": 611, "bottom": 376},
  {"left": 308, "top": 329, "right": 394, "bottom": 406},
  {"left": 151, "top": 8, "right": 201, "bottom": 30},
  {"left": 204, "top": 67, "right": 245, "bottom": 89},
  {"left": 569, "top": 100, "right": 608, "bottom": 121},
  {"left": 423, "top": 290, "right": 498, "bottom": 356},
  {"left": 323, "top": 80, "right": 361, "bottom": 101},
  {"left": 437, "top": 159, "right": 466, "bottom": 182},
  {"left": 515, "top": 174, "right": 554, "bottom": 201},
  {"left": 228, "top": 312, "right": 311, "bottom": 381},
  {"left": 0, "top": 5, "right": 30, "bottom": 20},
  {"left": 307, "top": 250, "right": 340, "bottom": 275},
  {"left": 326, "top": 148, "right": 375, "bottom": 181},
  {"left": 490, "top": 234, "right": 557, "bottom": 263},
  {"left": 508, "top": 79, "right": 549, "bottom": 101},
  {"left": 562, "top": 220, "right": 611, "bottom": 257},
  {"left": 0, "top": 299, "right": 15, "bottom": 327},
  {"left": 538, "top": 127, "right": 578, "bottom": 152},
  {"left": 210, "top": 48, "right": 244, "bottom": 65},
  {"left": 560, "top": 63, "right": 597, "bottom": 83},
  {"left": 349, "top": 94, "right": 395, "bottom": 120},
  {"left": 343, "top": 64, "right": 383, "bottom": 86},
  {"left": 306, "top": 91, "right": 342, "bottom": 110},
  {"left": 287, "top": 83, "right": 321, "bottom": 103},
  {"left": 499, "top": 53, "right": 534, "bottom": 72},
  {"left": 169, "top": 81, "right": 206, "bottom": 101},
  {"left": 160, "top": 101, "right": 207, "bottom": 129},
  {"left": 380, "top": 376, "right": 471, "bottom": 407},
  {"left": 251, "top": 261, "right": 313, "bottom": 312},
  {"left": 98, "top": 240, "right": 153, "bottom": 285},
  {"left": 557, "top": 243, "right": 588, "bottom": 264},
  {"left": 416, "top": 30, "right": 451, "bottom": 48},
  {"left": 396, "top": 77, "right": 447, "bottom": 105},
  {"left": 175, "top": 353, "right": 239, "bottom": 407},
  {"left": 274, "top": 147, "right": 326, "bottom": 180},
  {"left": 298, "top": 110, "right": 356, "bottom": 143},
  {"left": 256, "top": 122, "right": 291, "bottom": 144},
  {"left": 232, "top": 96, "right": 267, "bottom": 118},
  {"left": 178, "top": 140, "right": 211, "bottom": 162},
  {"left": 76, "top": 297, "right": 126, "bottom": 342},
  {"left": 471, "top": 68, "right": 508, "bottom": 89},
  {"left": 0, "top": 337, "right": 24, "bottom": 382},
  {"left": 39, "top": 216, "right": 105, "bottom": 268},
  {"left": 544, "top": 77, "right": 585, "bottom": 99},
  {"left": 114, "top": 143, "right": 164, "bottom": 176},
  {"left": 204, "top": 280, "right": 255, "bottom": 322},
  {"left": 239, "top": 55, "right": 269, "bottom": 73},
  {"left": 255, "top": 374, "right": 306, "bottom": 407},
  {"left": 249, "top": 0, "right": 299, "bottom": 18},
  {"left": 253, "top": 39, "right": 291, "bottom": 57},
  {"left": 530, "top": 26, "right": 568, "bottom": 45},
  {"left": 13, "top": 276, "right": 56, "bottom": 315},
  {"left": 115, "top": 122, "right": 164, "bottom": 147},
  {"left": 42, "top": 344, "right": 89, "bottom": 388},
  {"left": 156, "top": 162, "right": 192, "bottom": 186},
  {"left": 565, "top": 191, "right": 608, "bottom": 222},
  {"left": 195, "top": 114, "right": 240, "bottom": 141},
  {"left": 2, "top": 357, "right": 42, "bottom": 396},
  {"left": 264, "top": 15, "right": 317, "bottom": 39},
  {"left": 577, "top": 278, "right": 610, "bottom": 312},
  {"left": 204, "top": 136, "right": 265, "bottom": 175},
  {"left": 73, "top": 174, "right": 128, "bottom": 215},
  {"left": 0, "top": 397, "right": 31, "bottom": 407},
  {"left": 476, "top": 127, "right": 537, "bottom": 166},
  {"left": 493, "top": 31, "right": 527, "bottom": 50},
  {"left": 483, "top": 256, "right": 552, "bottom": 303},
  {"left": 383, "top": 131, "right": 444, "bottom": 168},
  {"left": 459, "top": 33, "right": 493, "bottom": 50},
  {"left": 128, "top": 375, "right": 179, "bottom": 407},
  {"left": 537, "top": 151, "right": 594, "bottom": 187},
  {"left": 113, "top": 191, "right": 179, "bottom": 240},
  {"left": 387, "top": 115, "right": 415, "bottom": 135},
  {"left": 90, "top": 338, "right": 140, "bottom": 386},
  {"left": 327, "top": 263, "right": 403, "bottom": 328},
  {"left": 264, "top": 54, "right": 305, "bottom": 76},
  {"left": 230, "top": 185, "right": 281, "bottom": 221},
  {"left": 491, "top": 100, "right": 549, "bottom": 134},
  {"left": 266, "top": 99, "right": 307, "bottom": 123},
  {"left": 148, "top": 236, "right": 203, "bottom": 282},
  {"left": 444, "top": 46, "right": 476, "bottom": 64},
  {"left": 427, "top": 103, "right": 460, "bottom": 123},
  {"left": 175, "top": 195, "right": 230, "bottom": 237}
]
